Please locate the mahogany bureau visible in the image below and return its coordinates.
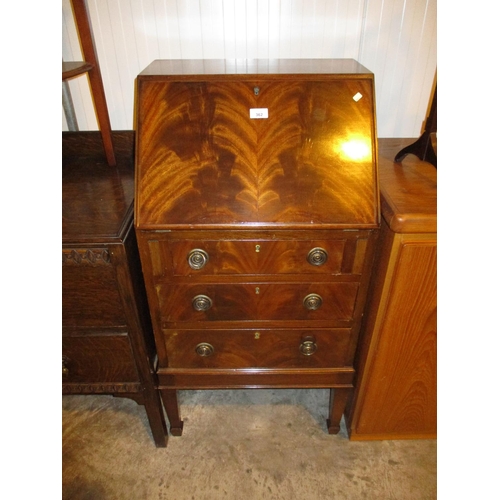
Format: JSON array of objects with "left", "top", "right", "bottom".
[
  {"left": 134, "top": 59, "right": 380, "bottom": 435},
  {"left": 62, "top": 131, "right": 167, "bottom": 447}
]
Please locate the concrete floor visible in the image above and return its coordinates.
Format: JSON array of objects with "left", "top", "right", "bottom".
[{"left": 62, "top": 389, "right": 436, "bottom": 499}]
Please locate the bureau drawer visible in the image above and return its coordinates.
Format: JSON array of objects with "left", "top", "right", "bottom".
[
  {"left": 157, "top": 282, "right": 359, "bottom": 322},
  {"left": 162, "top": 328, "right": 352, "bottom": 368},
  {"left": 162, "top": 239, "right": 348, "bottom": 276},
  {"left": 62, "top": 335, "right": 139, "bottom": 384}
]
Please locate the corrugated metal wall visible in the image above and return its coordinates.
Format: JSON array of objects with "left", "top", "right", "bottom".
[{"left": 62, "top": 0, "right": 436, "bottom": 137}]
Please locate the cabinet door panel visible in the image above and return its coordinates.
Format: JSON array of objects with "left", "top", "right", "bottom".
[
  {"left": 356, "top": 240, "right": 437, "bottom": 436},
  {"left": 62, "top": 335, "right": 139, "bottom": 383}
]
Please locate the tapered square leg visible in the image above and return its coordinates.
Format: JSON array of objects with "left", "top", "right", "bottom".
[
  {"left": 327, "top": 387, "right": 350, "bottom": 434},
  {"left": 161, "top": 389, "right": 184, "bottom": 436},
  {"left": 143, "top": 388, "right": 168, "bottom": 447}
]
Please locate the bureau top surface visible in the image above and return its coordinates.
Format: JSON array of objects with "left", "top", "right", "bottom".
[
  {"left": 135, "top": 59, "right": 379, "bottom": 230},
  {"left": 138, "top": 58, "right": 373, "bottom": 79}
]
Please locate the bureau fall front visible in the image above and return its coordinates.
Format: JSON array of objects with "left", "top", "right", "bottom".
[{"left": 134, "top": 59, "right": 380, "bottom": 435}]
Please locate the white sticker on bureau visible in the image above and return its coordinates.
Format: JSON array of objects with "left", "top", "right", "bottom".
[{"left": 249, "top": 108, "right": 269, "bottom": 119}]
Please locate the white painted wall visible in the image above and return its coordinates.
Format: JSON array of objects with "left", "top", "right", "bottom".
[{"left": 62, "top": 0, "right": 436, "bottom": 137}]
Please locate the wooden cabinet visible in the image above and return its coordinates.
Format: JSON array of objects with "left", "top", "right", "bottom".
[
  {"left": 62, "top": 131, "right": 167, "bottom": 447},
  {"left": 134, "top": 59, "right": 380, "bottom": 435},
  {"left": 346, "top": 138, "right": 437, "bottom": 440}
]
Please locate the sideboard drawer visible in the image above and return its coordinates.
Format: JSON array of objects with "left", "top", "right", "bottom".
[
  {"left": 62, "top": 252, "right": 126, "bottom": 327},
  {"left": 156, "top": 282, "right": 359, "bottom": 322},
  {"left": 162, "top": 328, "right": 352, "bottom": 369},
  {"left": 62, "top": 335, "right": 139, "bottom": 384}
]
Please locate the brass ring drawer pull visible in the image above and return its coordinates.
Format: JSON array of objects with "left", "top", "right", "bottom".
[
  {"left": 300, "top": 337, "right": 317, "bottom": 356},
  {"left": 303, "top": 293, "right": 323, "bottom": 310},
  {"left": 307, "top": 247, "right": 328, "bottom": 266},
  {"left": 195, "top": 343, "right": 214, "bottom": 357},
  {"left": 62, "top": 356, "right": 69, "bottom": 377},
  {"left": 192, "top": 294, "right": 213, "bottom": 311},
  {"left": 187, "top": 249, "right": 209, "bottom": 270}
]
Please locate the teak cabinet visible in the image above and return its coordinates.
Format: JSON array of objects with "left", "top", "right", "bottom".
[
  {"left": 134, "top": 59, "right": 380, "bottom": 435},
  {"left": 346, "top": 139, "right": 437, "bottom": 440},
  {"left": 62, "top": 131, "right": 167, "bottom": 447}
]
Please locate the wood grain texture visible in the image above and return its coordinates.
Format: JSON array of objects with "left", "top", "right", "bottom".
[
  {"left": 346, "top": 138, "right": 437, "bottom": 440},
  {"left": 135, "top": 65, "right": 378, "bottom": 229},
  {"left": 62, "top": 132, "right": 135, "bottom": 242},
  {"left": 62, "top": 261, "right": 125, "bottom": 327},
  {"left": 378, "top": 138, "right": 437, "bottom": 233},
  {"left": 62, "top": 335, "right": 139, "bottom": 383},
  {"left": 162, "top": 329, "right": 353, "bottom": 369},
  {"left": 134, "top": 64, "right": 380, "bottom": 434},
  {"left": 137, "top": 59, "right": 374, "bottom": 78},
  {"left": 166, "top": 238, "right": 345, "bottom": 276},
  {"left": 156, "top": 282, "right": 359, "bottom": 323},
  {"left": 354, "top": 238, "right": 436, "bottom": 437},
  {"left": 62, "top": 131, "right": 168, "bottom": 447},
  {"left": 157, "top": 368, "right": 355, "bottom": 390}
]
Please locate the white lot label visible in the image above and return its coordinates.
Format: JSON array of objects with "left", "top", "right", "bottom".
[{"left": 250, "top": 108, "right": 269, "bottom": 119}]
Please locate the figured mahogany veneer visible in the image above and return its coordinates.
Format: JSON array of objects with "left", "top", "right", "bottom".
[
  {"left": 135, "top": 61, "right": 379, "bottom": 229},
  {"left": 134, "top": 59, "right": 380, "bottom": 436},
  {"left": 156, "top": 282, "right": 359, "bottom": 322},
  {"left": 162, "top": 329, "right": 353, "bottom": 369}
]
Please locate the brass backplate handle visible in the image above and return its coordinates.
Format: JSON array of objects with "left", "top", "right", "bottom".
[
  {"left": 195, "top": 343, "right": 215, "bottom": 357},
  {"left": 307, "top": 247, "right": 328, "bottom": 266},
  {"left": 62, "top": 356, "right": 70, "bottom": 376},
  {"left": 303, "top": 293, "right": 323, "bottom": 310},
  {"left": 192, "top": 294, "right": 213, "bottom": 311},
  {"left": 187, "top": 249, "right": 209, "bottom": 270},
  {"left": 300, "top": 337, "right": 318, "bottom": 356}
]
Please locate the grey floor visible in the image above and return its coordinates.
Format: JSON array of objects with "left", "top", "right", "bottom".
[{"left": 62, "top": 389, "right": 437, "bottom": 499}]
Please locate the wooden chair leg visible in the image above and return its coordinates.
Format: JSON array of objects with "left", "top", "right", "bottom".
[
  {"left": 86, "top": 66, "right": 116, "bottom": 166},
  {"left": 160, "top": 389, "right": 184, "bottom": 436},
  {"left": 70, "top": 0, "right": 116, "bottom": 166}
]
